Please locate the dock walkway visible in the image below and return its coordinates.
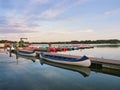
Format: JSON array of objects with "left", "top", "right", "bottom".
[{"left": 89, "top": 57, "right": 120, "bottom": 70}]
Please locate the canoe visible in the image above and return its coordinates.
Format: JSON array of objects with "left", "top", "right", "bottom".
[
  {"left": 17, "top": 49, "right": 36, "bottom": 57},
  {"left": 40, "top": 59, "right": 91, "bottom": 77},
  {"left": 39, "top": 52, "right": 91, "bottom": 67},
  {"left": 16, "top": 54, "right": 37, "bottom": 62}
]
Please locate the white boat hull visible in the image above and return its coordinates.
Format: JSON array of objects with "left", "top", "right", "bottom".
[
  {"left": 17, "top": 50, "right": 36, "bottom": 57},
  {"left": 40, "top": 53, "right": 91, "bottom": 67}
]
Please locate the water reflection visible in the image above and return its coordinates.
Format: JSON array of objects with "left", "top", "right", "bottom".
[
  {"left": 16, "top": 54, "right": 91, "bottom": 77},
  {"left": 40, "top": 59, "right": 91, "bottom": 77},
  {"left": 16, "top": 54, "right": 36, "bottom": 63},
  {"left": 94, "top": 44, "right": 120, "bottom": 48},
  {"left": 16, "top": 54, "right": 120, "bottom": 77},
  {"left": 91, "top": 66, "right": 120, "bottom": 77}
]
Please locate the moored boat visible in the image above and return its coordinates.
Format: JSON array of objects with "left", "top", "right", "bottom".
[
  {"left": 40, "top": 59, "right": 91, "bottom": 77},
  {"left": 16, "top": 54, "right": 37, "bottom": 62},
  {"left": 39, "top": 52, "right": 91, "bottom": 67},
  {"left": 17, "top": 49, "right": 36, "bottom": 57}
]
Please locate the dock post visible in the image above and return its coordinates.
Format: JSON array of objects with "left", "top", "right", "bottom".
[
  {"left": 16, "top": 56, "right": 18, "bottom": 64},
  {"left": 90, "top": 63, "right": 103, "bottom": 69},
  {"left": 9, "top": 45, "right": 12, "bottom": 57},
  {"left": 16, "top": 50, "right": 18, "bottom": 64},
  {"left": 16, "top": 42, "right": 19, "bottom": 64}
]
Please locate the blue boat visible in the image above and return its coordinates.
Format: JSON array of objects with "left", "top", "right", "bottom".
[{"left": 40, "top": 52, "right": 91, "bottom": 67}]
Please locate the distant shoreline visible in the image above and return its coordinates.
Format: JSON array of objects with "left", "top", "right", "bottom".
[
  {"left": 0, "top": 39, "right": 120, "bottom": 44},
  {"left": 32, "top": 39, "right": 120, "bottom": 44}
]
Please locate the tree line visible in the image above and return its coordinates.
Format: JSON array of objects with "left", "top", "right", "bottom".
[
  {"left": 0, "top": 39, "right": 120, "bottom": 44},
  {"left": 32, "top": 39, "right": 120, "bottom": 44}
]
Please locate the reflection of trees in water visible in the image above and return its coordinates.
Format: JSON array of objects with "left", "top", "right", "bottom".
[{"left": 96, "top": 45, "right": 120, "bottom": 48}]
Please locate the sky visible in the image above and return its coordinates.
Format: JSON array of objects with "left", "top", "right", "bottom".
[{"left": 0, "top": 0, "right": 120, "bottom": 42}]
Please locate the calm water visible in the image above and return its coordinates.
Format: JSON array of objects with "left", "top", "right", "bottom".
[
  {"left": 58, "top": 46, "right": 120, "bottom": 60},
  {"left": 0, "top": 46, "right": 120, "bottom": 90}
]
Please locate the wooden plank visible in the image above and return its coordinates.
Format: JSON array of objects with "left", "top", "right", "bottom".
[{"left": 89, "top": 57, "right": 120, "bottom": 65}]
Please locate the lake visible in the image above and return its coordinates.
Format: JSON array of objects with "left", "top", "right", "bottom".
[{"left": 0, "top": 45, "right": 120, "bottom": 90}]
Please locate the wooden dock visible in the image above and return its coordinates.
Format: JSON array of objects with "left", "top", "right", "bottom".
[
  {"left": 89, "top": 57, "right": 120, "bottom": 70},
  {"left": 9, "top": 48, "right": 120, "bottom": 70},
  {"left": 40, "top": 52, "right": 120, "bottom": 70}
]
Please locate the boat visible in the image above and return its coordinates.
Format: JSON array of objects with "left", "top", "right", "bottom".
[
  {"left": 40, "top": 59, "right": 91, "bottom": 77},
  {"left": 16, "top": 54, "right": 37, "bottom": 62},
  {"left": 39, "top": 52, "right": 91, "bottom": 67},
  {"left": 17, "top": 49, "right": 36, "bottom": 57}
]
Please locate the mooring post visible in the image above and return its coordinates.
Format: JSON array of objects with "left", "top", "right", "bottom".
[
  {"left": 16, "top": 49, "right": 18, "bottom": 64},
  {"left": 9, "top": 45, "right": 12, "bottom": 57},
  {"left": 16, "top": 55, "right": 18, "bottom": 64},
  {"left": 16, "top": 42, "right": 19, "bottom": 64}
]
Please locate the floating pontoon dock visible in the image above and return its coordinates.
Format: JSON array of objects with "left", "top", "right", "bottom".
[{"left": 38, "top": 52, "right": 120, "bottom": 70}]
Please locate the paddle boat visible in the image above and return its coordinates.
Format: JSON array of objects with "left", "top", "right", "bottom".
[{"left": 39, "top": 52, "right": 91, "bottom": 67}]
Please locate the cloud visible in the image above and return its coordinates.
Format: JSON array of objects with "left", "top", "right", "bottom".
[
  {"left": 0, "top": 11, "right": 41, "bottom": 34},
  {"left": 78, "top": 29, "right": 94, "bottom": 33},
  {"left": 0, "top": 0, "right": 89, "bottom": 36},
  {"left": 20, "top": 0, "right": 49, "bottom": 15},
  {"left": 0, "top": 0, "right": 89, "bottom": 31},
  {"left": 30, "top": 0, "right": 49, "bottom": 4},
  {"left": 0, "top": 28, "right": 35, "bottom": 34},
  {"left": 35, "top": 28, "right": 95, "bottom": 42},
  {"left": 39, "top": 0, "right": 88, "bottom": 20},
  {"left": 104, "top": 8, "right": 120, "bottom": 16},
  {"left": 45, "top": 29, "right": 94, "bottom": 36}
]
